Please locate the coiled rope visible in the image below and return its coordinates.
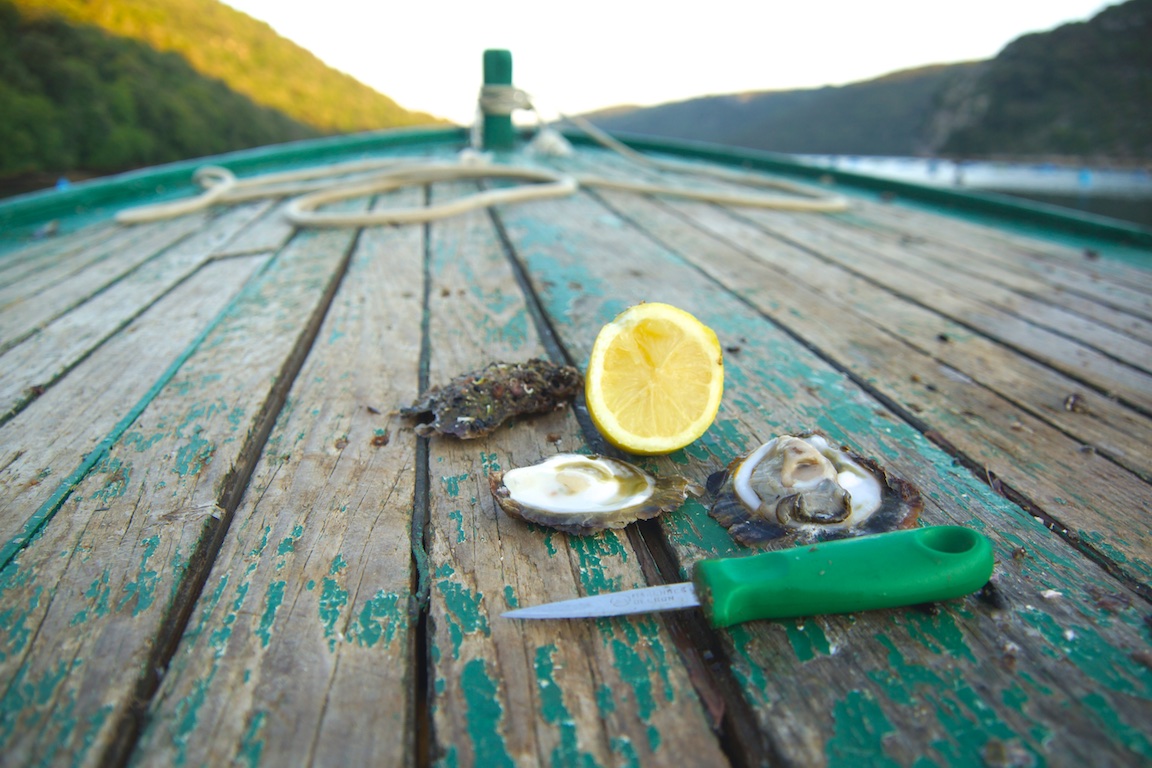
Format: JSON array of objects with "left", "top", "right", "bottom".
[{"left": 115, "top": 88, "right": 849, "bottom": 227}]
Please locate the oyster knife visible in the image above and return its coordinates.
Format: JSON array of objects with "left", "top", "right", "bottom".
[{"left": 503, "top": 526, "right": 993, "bottom": 628}]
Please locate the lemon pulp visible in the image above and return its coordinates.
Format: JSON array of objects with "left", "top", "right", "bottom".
[{"left": 586, "top": 303, "right": 723, "bottom": 455}]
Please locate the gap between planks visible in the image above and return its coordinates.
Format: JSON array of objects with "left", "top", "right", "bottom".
[
  {"left": 103, "top": 220, "right": 367, "bottom": 767},
  {"left": 486, "top": 197, "right": 776, "bottom": 768}
]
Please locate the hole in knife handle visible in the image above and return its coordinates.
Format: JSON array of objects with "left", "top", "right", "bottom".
[{"left": 919, "top": 526, "right": 981, "bottom": 554}]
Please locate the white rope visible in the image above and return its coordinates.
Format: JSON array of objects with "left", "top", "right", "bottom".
[
  {"left": 478, "top": 85, "right": 533, "bottom": 116},
  {"left": 285, "top": 164, "right": 578, "bottom": 227},
  {"left": 114, "top": 100, "right": 849, "bottom": 226}
]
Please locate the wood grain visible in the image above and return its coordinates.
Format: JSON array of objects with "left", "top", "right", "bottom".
[
  {"left": 0, "top": 253, "right": 267, "bottom": 548},
  {"left": 0, "top": 213, "right": 216, "bottom": 351},
  {"left": 133, "top": 190, "right": 425, "bottom": 767},
  {"left": 0, "top": 204, "right": 275, "bottom": 422},
  {"left": 0, "top": 214, "right": 360, "bottom": 766}
]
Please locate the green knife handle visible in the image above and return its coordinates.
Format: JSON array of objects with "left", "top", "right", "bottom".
[{"left": 693, "top": 526, "right": 994, "bottom": 628}]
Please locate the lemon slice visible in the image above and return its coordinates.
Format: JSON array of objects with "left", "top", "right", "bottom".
[{"left": 585, "top": 303, "right": 724, "bottom": 455}]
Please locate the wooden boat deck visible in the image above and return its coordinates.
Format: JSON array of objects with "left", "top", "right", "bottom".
[{"left": 1, "top": 134, "right": 1150, "bottom": 767}]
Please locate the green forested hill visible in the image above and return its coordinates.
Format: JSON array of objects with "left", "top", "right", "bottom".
[
  {"left": 0, "top": 0, "right": 444, "bottom": 182},
  {"left": 0, "top": 1, "right": 319, "bottom": 175},
  {"left": 13, "top": 0, "right": 442, "bottom": 133},
  {"left": 935, "top": 0, "right": 1152, "bottom": 159},
  {"left": 583, "top": 64, "right": 980, "bottom": 157},
  {"left": 586, "top": 0, "right": 1152, "bottom": 163}
]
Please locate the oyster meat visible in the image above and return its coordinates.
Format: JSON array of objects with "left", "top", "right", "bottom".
[
  {"left": 401, "top": 358, "right": 581, "bottom": 438},
  {"left": 708, "top": 433, "right": 921, "bottom": 546},
  {"left": 490, "top": 453, "right": 699, "bottom": 535}
]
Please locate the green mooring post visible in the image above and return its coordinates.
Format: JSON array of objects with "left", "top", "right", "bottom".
[{"left": 482, "top": 49, "right": 516, "bottom": 151}]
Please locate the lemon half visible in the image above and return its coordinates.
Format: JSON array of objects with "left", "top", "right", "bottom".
[{"left": 585, "top": 303, "right": 724, "bottom": 455}]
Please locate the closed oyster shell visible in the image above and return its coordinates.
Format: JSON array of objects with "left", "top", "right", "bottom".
[
  {"left": 489, "top": 453, "right": 699, "bottom": 535},
  {"left": 401, "top": 358, "right": 580, "bottom": 439},
  {"left": 708, "top": 432, "right": 922, "bottom": 547}
]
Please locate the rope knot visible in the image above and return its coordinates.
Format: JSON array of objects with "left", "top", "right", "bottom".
[{"left": 479, "top": 85, "right": 533, "bottom": 116}]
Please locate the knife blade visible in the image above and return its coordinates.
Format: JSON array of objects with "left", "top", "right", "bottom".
[{"left": 503, "top": 526, "right": 993, "bottom": 628}]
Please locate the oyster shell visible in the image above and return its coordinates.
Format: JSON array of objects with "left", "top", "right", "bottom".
[
  {"left": 708, "top": 432, "right": 921, "bottom": 546},
  {"left": 489, "top": 453, "right": 699, "bottom": 535},
  {"left": 401, "top": 358, "right": 580, "bottom": 438}
]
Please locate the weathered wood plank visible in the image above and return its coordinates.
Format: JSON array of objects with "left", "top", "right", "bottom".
[
  {"left": 424, "top": 182, "right": 727, "bottom": 767},
  {"left": 0, "top": 204, "right": 278, "bottom": 423},
  {"left": 0, "top": 215, "right": 359, "bottom": 766},
  {"left": 132, "top": 191, "right": 425, "bottom": 767},
  {"left": 726, "top": 207, "right": 1152, "bottom": 409},
  {"left": 493, "top": 180, "right": 1152, "bottom": 766},
  {"left": 0, "top": 222, "right": 118, "bottom": 286},
  {"left": 856, "top": 199, "right": 1152, "bottom": 295},
  {"left": 838, "top": 205, "right": 1152, "bottom": 345},
  {"left": 0, "top": 214, "right": 213, "bottom": 350},
  {"left": 0, "top": 253, "right": 267, "bottom": 549},
  {"left": 213, "top": 200, "right": 299, "bottom": 258},
  {"left": 769, "top": 206, "right": 1152, "bottom": 371},
  {"left": 592, "top": 187, "right": 1152, "bottom": 584}
]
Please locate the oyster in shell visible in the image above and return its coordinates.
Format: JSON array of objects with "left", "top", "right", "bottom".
[
  {"left": 708, "top": 433, "right": 921, "bottom": 546},
  {"left": 401, "top": 358, "right": 580, "bottom": 439},
  {"left": 490, "top": 453, "right": 699, "bottom": 535}
]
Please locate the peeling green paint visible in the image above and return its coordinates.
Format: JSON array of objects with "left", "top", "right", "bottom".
[
  {"left": 436, "top": 568, "right": 489, "bottom": 659},
  {"left": 437, "top": 744, "right": 458, "bottom": 768},
  {"left": 89, "top": 456, "right": 131, "bottom": 504},
  {"left": 319, "top": 577, "right": 349, "bottom": 652},
  {"left": 783, "top": 618, "right": 833, "bottom": 661},
  {"left": 277, "top": 524, "right": 305, "bottom": 556},
  {"left": 1020, "top": 608, "right": 1152, "bottom": 699},
  {"left": 868, "top": 635, "right": 1039, "bottom": 765},
  {"left": 118, "top": 535, "right": 161, "bottom": 617},
  {"left": 71, "top": 568, "right": 112, "bottom": 627},
  {"left": 173, "top": 431, "right": 215, "bottom": 477},
  {"left": 441, "top": 473, "right": 470, "bottom": 498},
  {"left": 609, "top": 638, "right": 657, "bottom": 720},
  {"left": 255, "top": 581, "right": 286, "bottom": 648},
  {"left": 661, "top": 499, "right": 741, "bottom": 574},
  {"left": 610, "top": 736, "right": 640, "bottom": 768},
  {"left": 534, "top": 644, "right": 600, "bottom": 767},
  {"left": 248, "top": 526, "right": 271, "bottom": 558},
  {"left": 502, "top": 586, "right": 518, "bottom": 609},
  {"left": 172, "top": 670, "right": 217, "bottom": 766},
  {"left": 209, "top": 580, "right": 250, "bottom": 656},
  {"left": 448, "top": 509, "right": 466, "bottom": 543},
  {"left": 479, "top": 452, "right": 501, "bottom": 476},
  {"left": 568, "top": 533, "right": 628, "bottom": 596},
  {"left": 461, "top": 657, "right": 514, "bottom": 768},
  {"left": 826, "top": 689, "right": 900, "bottom": 767},
  {"left": 349, "top": 590, "right": 405, "bottom": 648},
  {"left": 597, "top": 684, "right": 616, "bottom": 715},
  {"left": 238, "top": 710, "right": 267, "bottom": 768},
  {"left": 902, "top": 609, "right": 976, "bottom": 664},
  {"left": 121, "top": 430, "right": 166, "bottom": 452}
]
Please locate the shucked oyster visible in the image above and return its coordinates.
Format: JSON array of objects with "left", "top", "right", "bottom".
[
  {"left": 490, "top": 453, "right": 699, "bottom": 535},
  {"left": 708, "top": 433, "right": 922, "bottom": 546},
  {"left": 401, "top": 358, "right": 580, "bottom": 439}
]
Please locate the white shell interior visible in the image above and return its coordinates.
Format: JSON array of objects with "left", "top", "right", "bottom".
[{"left": 503, "top": 454, "right": 655, "bottom": 514}]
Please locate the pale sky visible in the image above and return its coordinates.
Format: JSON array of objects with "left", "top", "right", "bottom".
[{"left": 223, "top": 0, "right": 1115, "bottom": 125}]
